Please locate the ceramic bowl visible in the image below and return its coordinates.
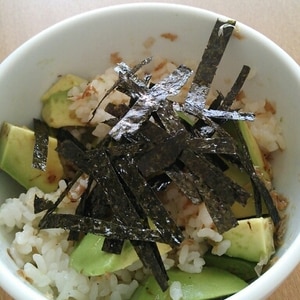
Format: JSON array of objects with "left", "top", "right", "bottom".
[{"left": 0, "top": 3, "right": 299, "bottom": 299}]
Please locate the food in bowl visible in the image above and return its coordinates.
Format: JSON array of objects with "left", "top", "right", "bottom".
[
  {"left": 0, "top": 16, "right": 288, "bottom": 300},
  {"left": 2, "top": 4, "right": 295, "bottom": 298}
]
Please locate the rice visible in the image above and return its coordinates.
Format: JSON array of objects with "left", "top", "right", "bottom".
[{"left": 0, "top": 57, "right": 286, "bottom": 299}]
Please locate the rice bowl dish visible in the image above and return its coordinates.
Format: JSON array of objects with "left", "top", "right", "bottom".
[{"left": 0, "top": 3, "right": 299, "bottom": 300}]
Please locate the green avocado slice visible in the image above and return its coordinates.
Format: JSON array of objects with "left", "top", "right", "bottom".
[
  {"left": 203, "top": 253, "right": 257, "bottom": 281},
  {"left": 41, "top": 74, "right": 87, "bottom": 101},
  {"left": 70, "top": 233, "right": 171, "bottom": 276},
  {"left": 0, "top": 122, "right": 63, "bottom": 193},
  {"left": 224, "top": 120, "right": 271, "bottom": 218},
  {"left": 223, "top": 217, "right": 275, "bottom": 263},
  {"left": 131, "top": 267, "right": 248, "bottom": 300},
  {"left": 41, "top": 74, "right": 87, "bottom": 128}
]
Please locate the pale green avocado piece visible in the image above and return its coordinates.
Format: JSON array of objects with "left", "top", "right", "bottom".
[
  {"left": 42, "top": 90, "right": 85, "bottom": 128},
  {"left": 223, "top": 120, "right": 271, "bottom": 218},
  {"left": 41, "top": 74, "right": 87, "bottom": 101},
  {"left": 225, "top": 162, "right": 268, "bottom": 219},
  {"left": 41, "top": 74, "right": 87, "bottom": 128},
  {"left": 203, "top": 253, "right": 257, "bottom": 281},
  {"left": 131, "top": 267, "right": 248, "bottom": 300},
  {"left": 223, "top": 217, "right": 275, "bottom": 263},
  {"left": 70, "top": 233, "right": 171, "bottom": 276},
  {"left": 0, "top": 122, "right": 63, "bottom": 193},
  {"left": 237, "top": 120, "right": 270, "bottom": 181}
]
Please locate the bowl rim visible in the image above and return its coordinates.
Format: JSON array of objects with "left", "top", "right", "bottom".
[{"left": 0, "top": 2, "right": 299, "bottom": 300}]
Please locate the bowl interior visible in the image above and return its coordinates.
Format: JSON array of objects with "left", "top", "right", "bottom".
[{"left": 0, "top": 3, "right": 299, "bottom": 300}]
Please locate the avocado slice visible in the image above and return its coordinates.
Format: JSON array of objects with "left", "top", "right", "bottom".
[
  {"left": 237, "top": 120, "right": 270, "bottom": 180},
  {"left": 203, "top": 253, "right": 257, "bottom": 281},
  {"left": 41, "top": 74, "right": 87, "bottom": 128},
  {"left": 41, "top": 74, "right": 87, "bottom": 101},
  {"left": 131, "top": 267, "right": 248, "bottom": 300},
  {"left": 225, "top": 162, "right": 268, "bottom": 218},
  {"left": 70, "top": 233, "right": 172, "bottom": 276},
  {"left": 223, "top": 120, "right": 271, "bottom": 218},
  {"left": 223, "top": 217, "right": 275, "bottom": 263},
  {"left": 0, "top": 122, "right": 63, "bottom": 193}
]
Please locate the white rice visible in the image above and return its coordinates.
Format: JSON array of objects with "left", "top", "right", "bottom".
[
  {"left": 0, "top": 180, "right": 229, "bottom": 299},
  {"left": 0, "top": 57, "right": 285, "bottom": 299}
]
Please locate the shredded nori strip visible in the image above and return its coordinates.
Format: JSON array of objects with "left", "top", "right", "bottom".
[
  {"left": 109, "top": 64, "right": 192, "bottom": 140},
  {"left": 166, "top": 164, "right": 204, "bottom": 204},
  {"left": 136, "top": 129, "right": 187, "bottom": 178},
  {"left": 39, "top": 213, "right": 165, "bottom": 242},
  {"left": 113, "top": 156, "right": 183, "bottom": 246},
  {"left": 32, "top": 118, "right": 49, "bottom": 171},
  {"left": 184, "top": 19, "right": 236, "bottom": 115},
  {"left": 34, "top": 195, "right": 54, "bottom": 213},
  {"left": 219, "top": 65, "right": 251, "bottom": 111},
  {"left": 187, "top": 136, "right": 238, "bottom": 155}
]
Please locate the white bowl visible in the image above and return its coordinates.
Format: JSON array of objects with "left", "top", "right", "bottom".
[{"left": 0, "top": 3, "right": 299, "bottom": 300}]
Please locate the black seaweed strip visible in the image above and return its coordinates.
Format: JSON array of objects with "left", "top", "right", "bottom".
[
  {"left": 187, "top": 137, "right": 238, "bottom": 155},
  {"left": 136, "top": 129, "right": 187, "bottom": 178},
  {"left": 32, "top": 118, "right": 49, "bottom": 171},
  {"left": 131, "top": 240, "right": 169, "bottom": 292},
  {"left": 187, "top": 135, "right": 234, "bottom": 172},
  {"left": 156, "top": 100, "right": 187, "bottom": 135},
  {"left": 108, "top": 140, "right": 149, "bottom": 158},
  {"left": 109, "top": 65, "right": 192, "bottom": 140},
  {"left": 219, "top": 65, "right": 251, "bottom": 110},
  {"left": 188, "top": 65, "right": 252, "bottom": 137},
  {"left": 134, "top": 120, "right": 169, "bottom": 144},
  {"left": 204, "top": 194, "right": 238, "bottom": 233},
  {"left": 34, "top": 195, "right": 54, "bottom": 213},
  {"left": 115, "top": 59, "right": 151, "bottom": 98},
  {"left": 209, "top": 92, "right": 224, "bottom": 110},
  {"left": 168, "top": 158, "right": 237, "bottom": 232},
  {"left": 193, "top": 19, "right": 236, "bottom": 87},
  {"left": 102, "top": 238, "right": 124, "bottom": 254},
  {"left": 184, "top": 19, "right": 236, "bottom": 114},
  {"left": 204, "top": 153, "right": 229, "bottom": 172},
  {"left": 202, "top": 109, "right": 255, "bottom": 121},
  {"left": 39, "top": 213, "right": 164, "bottom": 242},
  {"left": 238, "top": 140, "right": 279, "bottom": 223},
  {"left": 57, "top": 128, "right": 86, "bottom": 150},
  {"left": 180, "top": 149, "right": 249, "bottom": 206},
  {"left": 80, "top": 181, "right": 124, "bottom": 253},
  {"left": 148, "top": 173, "right": 172, "bottom": 192},
  {"left": 166, "top": 165, "right": 204, "bottom": 204},
  {"left": 252, "top": 179, "right": 263, "bottom": 217},
  {"left": 179, "top": 152, "right": 238, "bottom": 232},
  {"left": 105, "top": 102, "right": 130, "bottom": 119},
  {"left": 113, "top": 156, "right": 183, "bottom": 246}
]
